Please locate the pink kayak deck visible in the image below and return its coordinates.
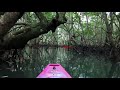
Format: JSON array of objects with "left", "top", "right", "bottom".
[{"left": 37, "top": 64, "right": 72, "bottom": 78}]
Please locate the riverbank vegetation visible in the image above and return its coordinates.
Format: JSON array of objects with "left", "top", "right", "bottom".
[{"left": 0, "top": 12, "right": 120, "bottom": 77}]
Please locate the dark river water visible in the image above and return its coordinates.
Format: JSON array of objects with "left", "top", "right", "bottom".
[{"left": 0, "top": 47, "right": 120, "bottom": 78}]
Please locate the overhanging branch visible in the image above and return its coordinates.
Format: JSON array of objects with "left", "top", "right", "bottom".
[
  {"left": 1, "top": 12, "right": 67, "bottom": 49},
  {"left": 0, "top": 12, "right": 24, "bottom": 39}
]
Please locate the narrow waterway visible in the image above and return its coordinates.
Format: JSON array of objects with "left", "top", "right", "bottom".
[{"left": 0, "top": 47, "right": 120, "bottom": 78}]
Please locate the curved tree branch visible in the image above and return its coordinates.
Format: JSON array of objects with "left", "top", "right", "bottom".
[
  {"left": 35, "top": 12, "right": 67, "bottom": 33},
  {"left": 0, "top": 12, "right": 67, "bottom": 50},
  {"left": 35, "top": 12, "right": 48, "bottom": 24},
  {"left": 0, "top": 12, "right": 24, "bottom": 39}
]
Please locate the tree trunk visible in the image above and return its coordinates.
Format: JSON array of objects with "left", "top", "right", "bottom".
[{"left": 102, "top": 12, "right": 114, "bottom": 47}]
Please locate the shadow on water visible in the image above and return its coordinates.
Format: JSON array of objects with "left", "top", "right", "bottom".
[
  {"left": 0, "top": 47, "right": 120, "bottom": 78},
  {"left": 107, "top": 62, "right": 120, "bottom": 78}
]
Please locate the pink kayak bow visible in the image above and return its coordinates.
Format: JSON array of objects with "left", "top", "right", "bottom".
[{"left": 37, "top": 64, "right": 72, "bottom": 78}]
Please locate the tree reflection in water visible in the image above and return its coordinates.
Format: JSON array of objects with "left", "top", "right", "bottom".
[{"left": 0, "top": 47, "right": 120, "bottom": 78}]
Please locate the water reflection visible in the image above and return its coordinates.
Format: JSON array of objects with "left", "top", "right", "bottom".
[
  {"left": 108, "top": 63, "right": 120, "bottom": 78},
  {"left": 0, "top": 47, "right": 120, "bottom": 78}
]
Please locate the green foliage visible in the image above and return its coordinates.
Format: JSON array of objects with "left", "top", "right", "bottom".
[
  {"left": 24, "top": 12, "right": 39, "bottom": 24},
  {"left": 42, "top": 12, "right": 56, "bottom": 21},
  {"left": 18, "top": 12, "right": 120, "bottom": 46}
]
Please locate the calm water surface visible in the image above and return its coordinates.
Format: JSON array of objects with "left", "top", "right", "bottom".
[{"left": 0, "top": 47, "right": 120, "bottom": 78}]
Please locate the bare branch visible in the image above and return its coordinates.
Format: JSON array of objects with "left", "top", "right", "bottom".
[
  {"left": 34, "top": 12, "right": 48, "bottom": 25},
  {"left": 113, "top": 12, "right": 120, "bottom": 23}
]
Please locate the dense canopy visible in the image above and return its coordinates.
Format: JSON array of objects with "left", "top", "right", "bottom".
[{"left": 0, "top": 12, "right": 120, "bottom": 78}]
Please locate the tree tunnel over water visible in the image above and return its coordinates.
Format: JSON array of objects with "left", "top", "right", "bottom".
[{"left": 0, "top": 12, "right": 120, "bottom": 78}]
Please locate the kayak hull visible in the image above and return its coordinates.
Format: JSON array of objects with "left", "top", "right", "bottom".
[{"left": 37, "top": 64, "right": 72, "bottom": 78}]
